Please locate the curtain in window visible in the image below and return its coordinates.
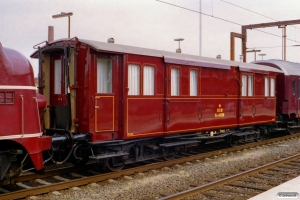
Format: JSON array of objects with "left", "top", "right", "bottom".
[
  {"left": 241, "top": 75, "right": 247, "bottom": 96},
  {"left": 270, "top": 78, "right": 275, "bottom": 97},
  {"left": 171, "top": 68, "right": 180, "bottom": 96},
  {"left": 128, "top": 64, "right": 140, "bottom": 95},
  {"left": 190, "top": 70, "right": 198, "bottom": 96},
  {"left": 265, "top": 77, "right": 269, "bottom": 97},
  {"left": 54, "top": 60, "right": 62, "bottom": 94},
  {"left": 248, "top": 76, "right": 253, "bottom": 96},
  {"left": 97, "top": 59, "right": 112, "bottom": 93},
  {"left": 143, "top": 66, "right": 154, "bottom": 95}
]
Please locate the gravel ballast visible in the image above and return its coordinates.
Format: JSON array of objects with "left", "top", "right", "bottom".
[{"left": 32, "top": 138, "right": 300, "bottom": 200}]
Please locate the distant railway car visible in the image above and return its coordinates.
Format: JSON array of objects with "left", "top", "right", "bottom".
[{"left": 253, "top": 60, "right": 300, "bottom": 133}]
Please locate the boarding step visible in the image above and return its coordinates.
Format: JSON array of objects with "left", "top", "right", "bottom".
[
  {"left": 275, "top": 121, "right": 284, "bottom": 124},
  {"left": 159, "top": 140, "right": 198, "bottom": 147},
  {"left": 90, "top": 152, "right": 129, "bottom": 160},
  {"left": 288, "top": 126, "right": 300, "bottom": 129},
  {"left": 272, "top": 128, "right": 287, "bottom": 131},
  {"left": 164, "top": 133, "right": 198, "bottom": 139},
  {"left": 232, "top": 131, "right": 257, "bottom": 137}
]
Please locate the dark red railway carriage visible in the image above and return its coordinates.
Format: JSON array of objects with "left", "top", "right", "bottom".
[
  {"left": 0, "top": 38, "right": 283, "bottom": 182},
  {"left": 29, "top": 37, "right": 281, "bottom": 170}
]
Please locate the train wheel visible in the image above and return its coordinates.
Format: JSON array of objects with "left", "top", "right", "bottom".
[
  {"left": 228, "top": 136, "right": 238, "bottom": 147},
  {"left": 103, "top": 157, "right": 125, "bottom": 172},
  {"left": 255, "top": 131, "right": 264, "bottom": 142},
  {"left": 288, "top": 128, "right": 296, "bottom": 135},
  {"left": 163, "top": 154, "right": 175, "bottom": 161}
]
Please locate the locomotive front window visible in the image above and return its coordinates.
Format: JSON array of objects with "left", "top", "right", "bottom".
[
  {"left": 265, "top": 77, "right": 269, "bottom": 97},
  {"left": 190, "top": 70, "right": 198, "bottom": 96},
  {"left": 171, "top": 68, "right": 180, "bottom": 96},
  {"left": 97, "top": 58, "right": 112, "bottom": 93},
  {"left": 143, "top": 66, "right": 155, "bottom": 95},
  {"left": 128, "top": 64, "right": 140, "bottom": 95}
]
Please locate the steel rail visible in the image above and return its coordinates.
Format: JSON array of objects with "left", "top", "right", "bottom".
[
  {"left": 1, "top": 133, "right": 299, "bottom": 200},
  {"left": 159, "top": 153, "right": 300, "bottom": 200}
]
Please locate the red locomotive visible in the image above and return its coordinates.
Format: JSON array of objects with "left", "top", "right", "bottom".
[{"left": 0, "top": 37, "right": 287, "bottom": 183}]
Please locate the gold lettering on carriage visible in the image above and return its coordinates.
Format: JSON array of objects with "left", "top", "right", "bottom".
[{"left": 215, "top": 104, "right": 225, "bottom": 117}]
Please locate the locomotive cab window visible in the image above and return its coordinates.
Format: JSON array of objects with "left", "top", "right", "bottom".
[
  {"left": 190, "top": 69, "right": 198, "bottom": 96},
  {"left": 171, "top": 68, "right": 180, "bottom": 96},
  {"left": 143, "top": 65, "right": 155, "bottom": 95},
  {"left": 128, "top": 64, "right": 140, "bottom": 95},
  {"left": 97, "top": 58, "right": 112, "bottom": 93}
]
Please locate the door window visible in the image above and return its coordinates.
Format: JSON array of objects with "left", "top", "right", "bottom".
[
  {"left": 97, "top": 59, "right": 112, "bottom": 93},
  {"left": 128, "top": 64, "right": 140, "bottom": 95}
]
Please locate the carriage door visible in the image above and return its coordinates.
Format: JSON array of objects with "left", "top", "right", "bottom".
[
  {"left": 50, "top": 54, "right": 70, "bottom": 129},
  {"left": 94, "top": 55, "right": 121, "bottom": 137}
]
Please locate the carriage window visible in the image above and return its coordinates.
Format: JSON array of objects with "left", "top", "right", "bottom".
[
  {"left": 128, "top": 64, "right": 140, "bottom": 95},
  {"left": 190, "top": 70, "right": 198, "bottom": 96},
  {"left": 171, "top": 68, "right": 180, "bottom": 96},
  {"left": 241, "top": 75, "right": 247, "bottom": 96},
  {"left": 143, "top": 66, "right": 154, "bottom": 95},
  {"left": 265, "top": 77, "right": 269, "bottom": 97},
  {"left": 270, "top": 78, "right": 275, "bottom": 97},
  {"left": 248, "top": 75, "right": 253, "bottom": 96},
  {"left": 292, "top": 80, "right": 296, "bottom": 95},
  {"left": 54, "top": 60, "right": 62, "bottom": 94},
  {"left": 97, "top": 59, "right": 112, "bottom": 93}
]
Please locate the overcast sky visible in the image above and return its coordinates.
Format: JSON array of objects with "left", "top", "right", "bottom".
[{"left": 1, "top": 0, "right": 300, "bottom": 77}]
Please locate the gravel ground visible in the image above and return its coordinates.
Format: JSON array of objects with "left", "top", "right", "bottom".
[{"left": 29, "top": 138, "right": 300, "bottom": 200}]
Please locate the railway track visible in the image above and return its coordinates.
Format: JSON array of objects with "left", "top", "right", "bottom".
[
  {"left": 159, "top": 152, "right": 300, "bottom": 200},
  {"left": 1, "top": 133, "right": 300, "bottom": 200}
]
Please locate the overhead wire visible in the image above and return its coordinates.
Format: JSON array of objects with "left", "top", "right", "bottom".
[
  {"left": 219, "top": 0, "right": 300, "bottom": 31},
  {"left": 155, "top": 0, "right": 300, "bottom": 44}
]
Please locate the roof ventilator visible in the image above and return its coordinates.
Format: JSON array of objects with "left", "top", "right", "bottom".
[{"left": 107, "top": 38, "right": 115, "bottom": 43}]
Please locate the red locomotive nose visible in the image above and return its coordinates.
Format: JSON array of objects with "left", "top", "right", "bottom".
[{"left": 0, "top": 42, "right": 13, "bottom": 75}]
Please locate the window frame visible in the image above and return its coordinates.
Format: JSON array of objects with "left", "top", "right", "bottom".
[
  {"left": 142, "top": 65, "right": 155, "bottom": 96},
  {"left": 170, "top": 67, "right": 180, "bottom": 96},
  {"left": 96, "top": 57, "right": 113, "bottom": 94},
  {"left": 241, "top": 73, "right": 254, "bottom": 97},
  {"left": 292, "top": 79, "right": 296, "bottom": 95},
  {"left": 128, "top": 63, "right": 141, "bottom": 96},
  {"left": 189, "top": 68, "right": 198, "bottom": 96}
]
